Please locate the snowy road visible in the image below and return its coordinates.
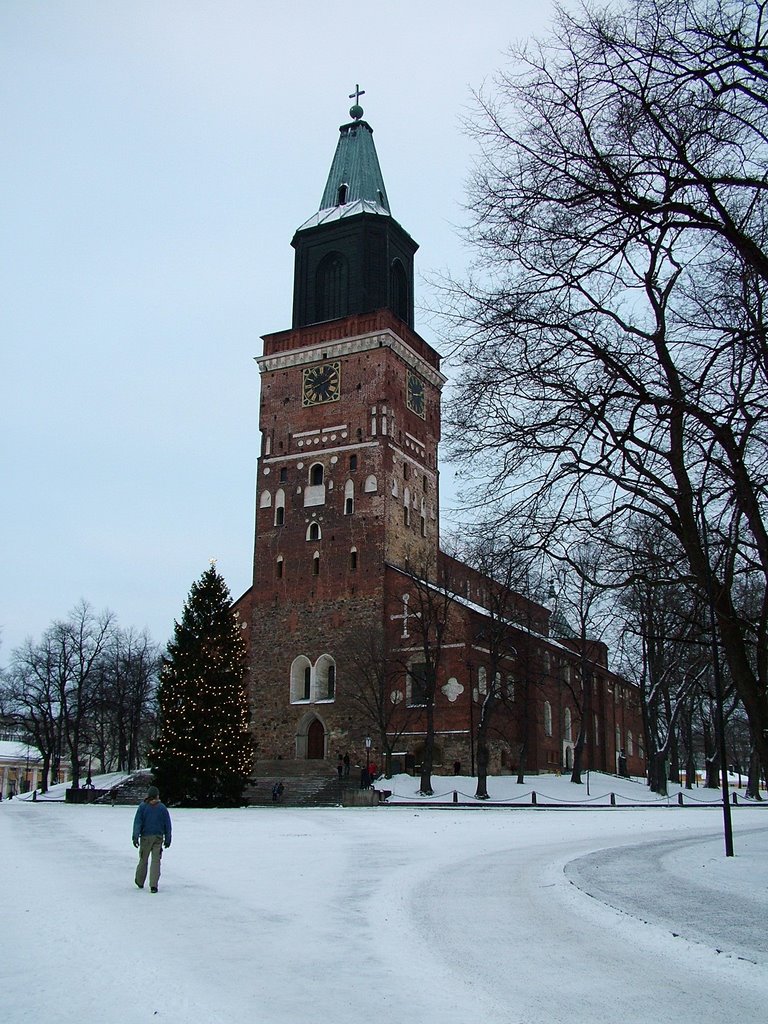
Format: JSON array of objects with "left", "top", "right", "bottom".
[{"left": 2, "top": 800, "right": 767, "bottom": 1024}]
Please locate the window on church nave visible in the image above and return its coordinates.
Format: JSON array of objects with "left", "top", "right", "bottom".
[
  {"left": 544, "top": 701, "right": 553, "bottom": 737},
  {"left": 506, "top": 674, "right": 516, "bottom": 702},
  {"left": 407, "top": 662, "right": 428, "bottom": 706},
  {"left": 564, "top": 706, "right": 572, "bottom": 742}
]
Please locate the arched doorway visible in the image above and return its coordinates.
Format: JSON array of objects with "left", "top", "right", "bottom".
[{"left": 307, "top": 719, "right": 325, "bottom": 759}]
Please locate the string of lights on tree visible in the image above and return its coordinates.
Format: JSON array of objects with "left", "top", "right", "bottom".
[{"left": 151, "top": 562, "right": 253, "bottom": 806}]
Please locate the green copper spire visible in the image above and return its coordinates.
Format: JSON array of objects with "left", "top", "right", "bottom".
[
  {"left": 297, "top": 89, "right": 391, "bottom": 230},
  {"left": 290, "top": 91, "right": 418, "bottom": 329}
]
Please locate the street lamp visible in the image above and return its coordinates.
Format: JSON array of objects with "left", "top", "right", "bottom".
[
  {"left": 697, "top": 492, "right": 734, "bottom": 857},
  {"left": 364, "top": 735, "right": 371, "bottom": 775}
]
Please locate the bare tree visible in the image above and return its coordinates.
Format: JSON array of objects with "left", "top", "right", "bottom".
[
  {"left": 548, "top": 543, "right": 619, "bottom": 785},
  {"left": 5, "top": 638, "right": 63, "bottom": 792},
  {"left": 341, "top": 620, "right": 416, "bottom": 778},
  {"left": 460, "top": 534, "right": 530, "bottom": 797},
  {"left": 90, "top": 628, "right": 159, "bottom": 772},
  {"left": 443, "top": 0, "right": 768, "bottom": 776},
  {"left": 4, "top": 604, "right": 158, "bottom": 790},
  {"left": 393, "top": 554, "right": 458, "bottom": 796}
]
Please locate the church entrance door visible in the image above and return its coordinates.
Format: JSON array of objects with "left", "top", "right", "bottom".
[{"left": 307, "top": 719, "right": 325, "bottom": 759}]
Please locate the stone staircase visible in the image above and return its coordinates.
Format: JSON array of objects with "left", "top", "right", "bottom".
[
  {"left": 245, "top": 759, "right": 357, "bottom": 807},
  {"left": 94, "top": 771, "right": 154, "bottom": 805}
]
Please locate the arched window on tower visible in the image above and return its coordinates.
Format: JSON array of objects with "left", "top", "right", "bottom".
[
  {"left": 350, "top": 547, "right": 358, "bottom": 570},
  {"left": 337, "top": 182, "right": 348, "bottom": 205},
  {"left": 390, "top": 258, "right": 408, "bottom": 322},
  {"left": 316, "top": 655, "right": 337, "bottom": 701},
  {"left": 306, "top": 522, "right": 321, "bottom": 542},
  {"left": 312, "top": 552, "right": 320, "bottom": 576},
  {"left": 290, "top": 656, "right": 312, "bottom": 703},
  {"left": 276, "top": 556, "right": 284, "bottom": 579},
  {"left": 344, "top": 479, "right": 354, "bottom": 515},
  {"left": 305, "top": 464, "right": 326, "bottom": 508},
  {"left": 274, "top": 489, "right": 286, "bottom": 527},
  {"left": 316, "top": 251, "right": 349, "bottom": 322}
]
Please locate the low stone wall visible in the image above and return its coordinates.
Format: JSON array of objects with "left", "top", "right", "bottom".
[{"left": 341, "top": 789, "right": 380, "bottom": 807}]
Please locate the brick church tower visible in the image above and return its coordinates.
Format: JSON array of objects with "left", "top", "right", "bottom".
[
  {"left": 238, "top": 96, "right": 446, "bottom": 765},
  {"left": 237, "top": 96, "right": 647, "bottom": 785}
]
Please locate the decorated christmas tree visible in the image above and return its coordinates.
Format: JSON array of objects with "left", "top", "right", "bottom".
[{"left": 151, "top": 563, "right": 253, "bottom": 806}]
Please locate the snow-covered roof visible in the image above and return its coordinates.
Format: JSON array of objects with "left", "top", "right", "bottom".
[
  {"left": 296, "top": 197, "right": 390, "bottom": 231},
  {"left": 0, "top": 740, "right": 42, "bottom": 763}
]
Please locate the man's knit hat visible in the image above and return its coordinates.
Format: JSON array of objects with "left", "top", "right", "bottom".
[{"left": 147, "top": 785, "right": 160, "bottom": 800}]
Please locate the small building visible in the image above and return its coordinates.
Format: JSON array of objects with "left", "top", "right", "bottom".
[{"left": 0, "top": 740, "right": 68, "bottom": 798}]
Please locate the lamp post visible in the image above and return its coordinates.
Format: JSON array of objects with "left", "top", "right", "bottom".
[
  {"left": 697, "top": 492, "right": 734, "bottom": 857},
  {"left": 365, "top": 735, "right": 371, "bottom": 775}
]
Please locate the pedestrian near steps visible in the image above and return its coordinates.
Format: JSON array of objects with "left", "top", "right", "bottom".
[{"left": 132, "top": 785, "right": 172, "bottom": 893}]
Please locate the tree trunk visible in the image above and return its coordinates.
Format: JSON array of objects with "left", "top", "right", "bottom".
[
  {"left": 475, "top": 735, "right": 490, "bottom": 799},
  {"left": 419, "top": 699, "right": 435, "bottom": 796},
  {"left": 570, "top": 721, "right": 586, "bottom": 785},
  {"left": 746, "top": 746, "right": 763, "bottom": 800},
  {"left": 648, "top": 750, "right": 668, "bottom": 795}
]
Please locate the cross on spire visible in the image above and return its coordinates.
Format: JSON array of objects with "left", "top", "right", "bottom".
[{"left": 349, "top": 83, "right": 365, "bottom": 105}]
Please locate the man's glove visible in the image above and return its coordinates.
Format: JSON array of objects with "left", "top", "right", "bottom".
[
  {"left": 133, "top": 838, "right": 139, "bottom": 848},
  {"left": 164, "top": 839, "right": 171, "bottom": 849}
]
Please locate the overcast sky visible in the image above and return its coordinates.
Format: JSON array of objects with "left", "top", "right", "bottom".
[{"left": 1, "top": 0, "right": 563, "bottom": 661}]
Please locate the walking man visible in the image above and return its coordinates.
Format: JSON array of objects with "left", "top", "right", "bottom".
[{"left": 133, "top": 785, "right": 172, "bottom": 893}]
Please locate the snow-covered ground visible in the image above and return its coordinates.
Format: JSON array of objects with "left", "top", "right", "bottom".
[{"left": 2, "top": 773, "right": 767, "bottom": 1023}]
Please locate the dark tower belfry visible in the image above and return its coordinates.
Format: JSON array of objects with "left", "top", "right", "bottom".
[{"left": 291, "top": 95, "right": 418, "bottom": 330}]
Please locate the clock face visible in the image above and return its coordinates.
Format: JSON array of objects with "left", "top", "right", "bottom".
[
  {"left": 406, "top": 371, "right": 426, "bottom": 418},
  {"left": 302, "top": 361, "right": 341, "bottom": 406}
]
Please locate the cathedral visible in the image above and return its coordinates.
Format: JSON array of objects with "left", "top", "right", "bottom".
[{"left": 235, "top": 96, "right": 645, "bottom": 782}]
